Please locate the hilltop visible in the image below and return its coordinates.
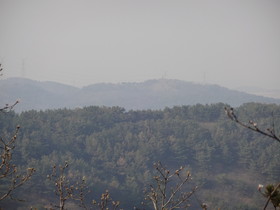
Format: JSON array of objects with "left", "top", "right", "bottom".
[{"left": 1, "top": 78, "right": 280, "bottom": 112}]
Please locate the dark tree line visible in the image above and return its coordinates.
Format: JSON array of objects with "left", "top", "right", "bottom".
[{"left": 0, "top": 103, "right": 279, "bottom": 209}]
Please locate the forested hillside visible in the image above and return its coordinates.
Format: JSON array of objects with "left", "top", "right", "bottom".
[{"left": 0, "top": 103, "right": 279, "bottom": 209}]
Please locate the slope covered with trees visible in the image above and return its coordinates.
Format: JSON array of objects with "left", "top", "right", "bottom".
[{"left": 0, "top": 103, "right": 279, "bottom": 209}]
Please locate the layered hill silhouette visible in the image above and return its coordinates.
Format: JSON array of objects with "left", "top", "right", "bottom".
[{"left": 1, "top": 77, "right": 280, "bottom": 112}]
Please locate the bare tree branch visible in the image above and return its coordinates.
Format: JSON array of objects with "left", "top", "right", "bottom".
[
  {"left": 92, "top": 190, "right": 121, "bottom": 210},
  {"left": 225, "top": 106, "right": 280, "bottom": 209},
  {"left": 224, "top": 107, "right": 280, "bottom": 143},
  {"left": 0, "top": 63, "right": 35, "bottom": 202},
  {"left": 0, "top": 63, "right": 3, "bottom": 76},
  {"left": 145, "top": 162, "right": 202, "bottom": 209},
  {"left": 0, "top": 100, "right": 20, "bottom": 113},
  {"left": 0, "top": 126, "right": 35, "bottom": 201}
]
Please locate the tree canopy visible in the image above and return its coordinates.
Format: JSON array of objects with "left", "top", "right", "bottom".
[{"left": 0, "top": 103, "right": 279, "bottom": 209}]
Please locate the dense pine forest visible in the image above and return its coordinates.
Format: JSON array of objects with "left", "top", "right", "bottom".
[{"left": 1, "top": 103, "right": 280, "bottom": 209}]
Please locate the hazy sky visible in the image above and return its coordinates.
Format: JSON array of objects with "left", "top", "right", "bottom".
[{"left": 0, "top": 0, "right": 280, "bottom": 89}]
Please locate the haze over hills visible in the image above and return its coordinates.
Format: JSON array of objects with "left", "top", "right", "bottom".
[
  {"left": 1, "top": 77, "right": 280, "bottom": 112},
  {"left": 236, "top": 86, "right": 280, "bottom": 100}
]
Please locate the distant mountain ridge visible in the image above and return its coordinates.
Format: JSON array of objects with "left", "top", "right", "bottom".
[{"left": 1, "top": 77, "right": 280, "bottom": 112}]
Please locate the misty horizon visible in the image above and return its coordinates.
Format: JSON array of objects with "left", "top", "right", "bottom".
[
  {"left": 1, "top": 77, "right": 280, "bottom": 113},
  {"left": 1, "top": 0, "right": 280, "bottom": 91},
  {"left": 3, "top": 76, "right": 280, "bottom": 99}
]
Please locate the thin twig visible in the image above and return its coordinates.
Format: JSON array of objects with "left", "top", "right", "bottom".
[{"left": 224, "top": 107, "right": 280, "bottom": 143}]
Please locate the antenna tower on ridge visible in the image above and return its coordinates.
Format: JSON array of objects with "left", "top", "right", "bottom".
[{"left": 21, "top": 59, "right": 26, "bottom": 78}]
